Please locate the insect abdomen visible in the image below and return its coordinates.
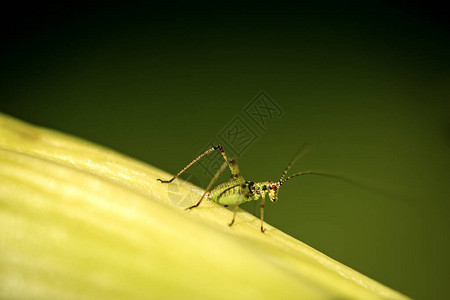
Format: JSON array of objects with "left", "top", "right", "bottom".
[{"left": 209, "top": 181, "right": 246, "bottom": 206}]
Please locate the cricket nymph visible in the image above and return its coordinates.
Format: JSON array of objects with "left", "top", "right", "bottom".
[{"left": 158, "top": 144, "right": 346, "bottom": 232}]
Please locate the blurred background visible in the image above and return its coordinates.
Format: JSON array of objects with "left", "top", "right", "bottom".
[{"left": 1, "top": 1, "right": 448, "bottom": 299}]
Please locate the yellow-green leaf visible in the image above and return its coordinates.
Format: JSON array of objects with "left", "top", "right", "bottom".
[{"left": 0, "top": 112, "right": 409, "bottom": 300}]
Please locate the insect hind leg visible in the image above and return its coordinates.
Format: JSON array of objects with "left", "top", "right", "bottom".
[
  {"left": 186, "top": 161, "right": 229, "bottom": 210},
  {"left": 157, "top": 145, "right": 238, "bottom": 183},
  {"left": 229, "top": 205, "right": 239, "bottom": 227}
]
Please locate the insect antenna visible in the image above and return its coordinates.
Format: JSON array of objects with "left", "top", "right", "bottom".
[
  {"left": 278, "top": 147, "right": 384, "bottom": 196},
  {"left": 280, "top": 170, "right": 406, "bottom": 202},
  {"left": 282, "top": 170, "right": 355, "bottom": 185},
  {"left": 279, "top": 144, "right": 310, "bottom": 183}
]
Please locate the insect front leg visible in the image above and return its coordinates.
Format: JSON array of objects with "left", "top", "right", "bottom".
[{"left": 260, "top": 194, "right": 266, "bottom": 233}]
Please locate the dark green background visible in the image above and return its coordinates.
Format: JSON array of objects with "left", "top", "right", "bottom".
[{"left": 1, "top": 2, "right": 449, "bottom": 299}]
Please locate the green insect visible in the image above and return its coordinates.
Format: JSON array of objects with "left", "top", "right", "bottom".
[{"left": 158, "top": 144, "right": 352, "bottom": 232}]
